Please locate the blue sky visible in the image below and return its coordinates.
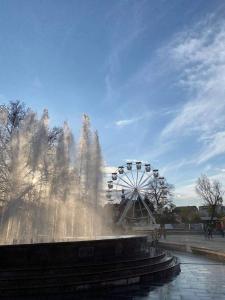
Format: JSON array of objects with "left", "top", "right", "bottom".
[{"left": 1, "top": 0, "right": 225, "bottom": 205}]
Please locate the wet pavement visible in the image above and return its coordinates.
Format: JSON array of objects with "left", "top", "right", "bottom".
[
  {"left": 147, "top": 252, "right": 225, "bottom": 300},
  {"left": 73, "top": 252, "right": 225, "bottom": 300}
]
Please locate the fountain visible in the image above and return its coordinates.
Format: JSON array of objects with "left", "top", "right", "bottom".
[
  {"left": 0, "top": 101, "right": 180, "bottom": 297},
  {"left": 0, "top": 103, "right": 104, "bottom": 244}
]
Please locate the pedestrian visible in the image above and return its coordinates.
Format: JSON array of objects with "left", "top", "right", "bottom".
[
  {"left": 221, "top": 228, "right": 225, "bottom": 237},
  {"left": 159, "top": 225, "right": 162, "bottom": 239},
  {"left": 203, "top": 224, "right": 207, "bottom": 240},
  {"left": 208, "top": 223, "right": 213, "bottom": 239},
  {"left": 162, "top": 224, "right": 166, "bottom": 239}
]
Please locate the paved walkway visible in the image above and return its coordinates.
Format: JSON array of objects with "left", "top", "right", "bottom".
[{"left": 159, "top": 234, "right": 225, "bottom": 254}]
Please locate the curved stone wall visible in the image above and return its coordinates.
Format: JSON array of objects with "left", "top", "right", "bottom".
[
  {"left": 0, "top": 235, "right": 149, "bottom": 268},
  {"left": 0, "top": 235, "right": 180, "bottom": 297}
]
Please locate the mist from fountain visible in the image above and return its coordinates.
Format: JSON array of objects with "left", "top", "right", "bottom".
[{"left": 0, "top": 103, "right": 104, "bottom": 245}]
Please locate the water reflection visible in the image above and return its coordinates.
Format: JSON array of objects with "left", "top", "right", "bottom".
[{"left": 12, "top": 252, "right": 225, "bottom": 300}]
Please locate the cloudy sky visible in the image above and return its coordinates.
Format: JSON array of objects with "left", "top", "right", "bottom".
[{"left": 1, "top": 0, "right": 225, "bottom": 205}]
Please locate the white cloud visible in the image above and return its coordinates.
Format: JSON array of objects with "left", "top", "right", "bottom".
[
  {"left": 104, "top": 1, "right": 145, "bottom": 102},
  {"left": 102, "top": 165, "right": 117, "bottom": 174},
  {"left": 159, "top": 158, "right": 196, "bottom": 177},
  {"left": 208, "top": 170, "right": 225, "bottom": 183},
  {"left": 102, "top": 165, "right": 117, "bottom": 190},
  {"left": 198, "top": 131, "right": 225, "bottom": 163},
  {"left": 115, "top": 117, "right": 140, "bottom": 127},
  {"left": 174, "top": 182, "right": 198, "bottom": 206},
  {"left": 215, "top": 168, "right": 225, "bottom": 173},
  {"left": 174, "top": 169, "right": 225, "bottom": 206},
  {"left": 160, "top": 17, "right": 225, "bottom": 163},
  {"left": 115, "top": 110, "right": 152, "bottom": 128}
]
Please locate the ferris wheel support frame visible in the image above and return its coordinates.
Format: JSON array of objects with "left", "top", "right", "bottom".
[{"left": 107, "top": 161, "right": 167, "bottom": 227}]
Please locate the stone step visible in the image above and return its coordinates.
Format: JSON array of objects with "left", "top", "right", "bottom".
[
  {"left": 0, "top": 256, "right": 173, "bottom": 285},
  {"left": 0, "top": 252, "right": 166, "bottom": 279},
  {"left": 0, "top": 257, "right": 179, "bottom": 296}
]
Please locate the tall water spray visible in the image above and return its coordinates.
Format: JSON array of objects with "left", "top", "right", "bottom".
[{"left": 0, "top": 102, "right": 104, "bottom": 245}]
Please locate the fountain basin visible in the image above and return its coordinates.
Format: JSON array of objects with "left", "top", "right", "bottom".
[{"left": 0, "top": 235, "right": 180, "bottom": 297}]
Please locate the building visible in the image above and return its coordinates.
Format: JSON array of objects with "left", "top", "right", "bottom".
[
  {"left": 173, "top": 206, "right": 199, "bottom": 223},
  {"left": 199, "top": 205, "right": 225, "bottom": 222}
]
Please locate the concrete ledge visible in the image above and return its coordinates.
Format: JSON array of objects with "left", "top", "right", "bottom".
[
  {"left": 159, "top": 241, "right": 225, "bottom": 262},
  {"left": 158, "top": 241, "right": 188, "bottom": 252},
  {"left": 166, "top": 230, "right": 203, "bottom": 235},
  {"left": 191, "top": 247, "right": 225, "bottom": 262}
]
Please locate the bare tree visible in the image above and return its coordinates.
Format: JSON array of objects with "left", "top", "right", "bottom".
[
  {"left": 146, "top": 177, "right": 174, "bottom": 213},
  {"left": 0, "top": 100, "right": 29, "bottom": 135},
  {"left": 196, "top": 174, "right": 224, "bottom": 222},
  {"left": 48, "top": 126, "right": 63, "bottom": 146}
]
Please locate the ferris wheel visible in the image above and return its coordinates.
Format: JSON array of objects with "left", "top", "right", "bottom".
[{"left": 106, "top": 161, "right": 166, "bottom": 226}]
